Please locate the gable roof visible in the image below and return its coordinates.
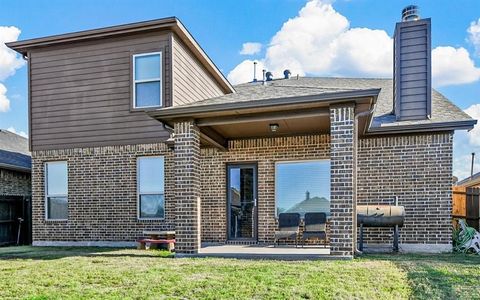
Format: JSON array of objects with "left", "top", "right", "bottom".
[
  {"left": 152, "top": 77, "right": 475, "bottom": 134},
  {"left": 457, "top": 171, "right": 480, "bottom": 187},
  {"left": 6, "top": 17, "right": 234, "bottom": 94},
  {"left": 285, "top": 196, "right": 330, "bottom": 214},
  {"left": 0, "top": 130, "right": 31, "bottom": 172}
]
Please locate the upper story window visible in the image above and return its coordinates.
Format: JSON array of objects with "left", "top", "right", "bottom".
[
  {"left": 137, "top": 156, "right": 165, "bottom": 219},
  {"left": 45, "top": 161, "right": 68, "bottom": 220},
  {"left": 133, "top": 52, "right": 162, "bottom": 108}
]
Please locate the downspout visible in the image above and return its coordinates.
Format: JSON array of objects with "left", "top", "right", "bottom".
[{"left": 353, "top": 99, "right": 376, "bottom": 255}]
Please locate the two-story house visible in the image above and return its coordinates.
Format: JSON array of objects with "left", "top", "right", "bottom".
[{"left": 7, "top": 11, "right": 477, "bottom": 257}]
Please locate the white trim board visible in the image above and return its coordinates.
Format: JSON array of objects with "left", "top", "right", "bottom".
[
  {"left": 361, "top": 243, "right": 452, "bottom": 253},
  {"left": 32, "top": 241, "right": 137, "bottom": 248}
]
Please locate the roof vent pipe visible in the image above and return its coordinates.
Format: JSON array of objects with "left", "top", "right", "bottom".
[
  {"left": 283, "top": 69, "right": 291, "bottom": 79},
  {"left": 266, "top": 71, "right": 273, "bottom": 81},
  {"left": 262, "top": 69, "right": 266, "bottom": 85},
  {"left": 472, "top": 152, "right": 476, "bottom": 177},
  {"left": 402, "top": 5, "right": 420, "bottom": 22},
  {"left": 253, "top": 61, "right": 257, "bottom": 82}
]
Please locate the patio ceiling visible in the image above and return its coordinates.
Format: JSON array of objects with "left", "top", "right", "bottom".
[{"left": 148, "top": 89, "right": 379, "bottom": 150}]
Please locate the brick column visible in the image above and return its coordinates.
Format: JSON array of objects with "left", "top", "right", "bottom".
[
  {"left": 329, "top": 104, "right": 356, "bottom": 257},
  {"left": 174, "top": 120, "right": 201, "bottom": 254}
]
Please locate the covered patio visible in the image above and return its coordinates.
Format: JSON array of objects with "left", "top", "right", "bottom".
[{"left": 148, "top": 80, "right": 379, "bottom": 258}]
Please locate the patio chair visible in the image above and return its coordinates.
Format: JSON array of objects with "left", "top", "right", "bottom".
[
  {"left": 274, "top": 213, "right": 301, "bottom": 247},
  {"left": 302, "top": 212, "right": 327, "bottom": 247}
]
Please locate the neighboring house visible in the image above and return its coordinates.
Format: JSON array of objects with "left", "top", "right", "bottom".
[
  {"left": 456, "top": 172, "right": 480, "bottom": 188},
  {"left": 6, "top": 11, "right": 477, "bottom": 257},
  {"left": 0, "top": 129, "right": 31, "bottom": 196},
  {"left": 284, "top": 192, "right": 330, "bottom": 217},
  {"left": 0, "top": 129, "right": 32, "bottom": 245}
]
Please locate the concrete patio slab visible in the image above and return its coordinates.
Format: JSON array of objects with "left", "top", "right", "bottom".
[{"left": 176, "top": 244, "right": 352, "bottom": 260}]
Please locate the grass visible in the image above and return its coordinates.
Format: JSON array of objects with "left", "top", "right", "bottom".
[{"left": 0, "top": 247, "right": 478, "bottom": 299}]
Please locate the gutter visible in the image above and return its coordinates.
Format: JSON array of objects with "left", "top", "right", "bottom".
[
  {"left": 148, "top": 88, "right": 381, "bottom": 120},
  {"left": 0, "top": 163, "right": 31, "bottom": 173},
  {"left": 5, "top": 17, "right": 178, "bottom": 53},
  {"left": 366, "top": 119, "right": 477, "bottom": 135}
]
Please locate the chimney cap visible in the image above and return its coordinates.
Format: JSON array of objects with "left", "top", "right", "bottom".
[{"left": 402, "top": 5, "right": 420, "bottom": 22}]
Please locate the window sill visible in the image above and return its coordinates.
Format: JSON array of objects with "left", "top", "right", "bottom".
[
  {"left": 138, "top": 218, "right": 165, "bottom": 222},
  {"left": 130, "top": 105, "right": 164, "bottom": 112}
]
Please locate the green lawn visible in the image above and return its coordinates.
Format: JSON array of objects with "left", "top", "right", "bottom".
[{"left": 0, "top": 247, "right": 478, "bottom": 299}]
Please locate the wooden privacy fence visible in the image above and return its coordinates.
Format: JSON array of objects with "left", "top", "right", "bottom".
[{"left": 452, "top": 186, "right": 480, "bottom": 230}]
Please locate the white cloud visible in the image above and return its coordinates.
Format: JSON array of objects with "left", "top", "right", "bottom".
[
  {"left": 6, "top": 126, "right": 27, "bottom": 138},
  {"left": 0, "top": 26, "right": 24, "bottom": 81},
  {"left": 432, "top": 46, "right": 480, "bottom": 87},
  {"left": 227, "top": 59, "right": 266, "bottom": 85},
  {"left": 0, "top": 26, "right": 24, "bottom": 113},
  {"left": 264, "top": 0, "right": 396, "bottom": 78},
  {"left": 228, "top": 0, "right": 393, "bottom": 84},
  {"left": 454, "top": 148, "right": 480, "bottom": 180},
  {"left": 468, "top": 18, "right": 480, "bottom": 55},
  {"left": 227, "top": 0, "right": 480, "bottom": 87},
  {"left": 453, "top": 104, "right": 480, "bottom": 179},
  {"left": 464, "top": 104, "right": 480, "bottom": 146},
  {"left": 240, "top": 42, "right": 262, "bottom": 55},
  {"left": 330, "top": 28, "right": 392, "bottom": 77},
  {"left": 0, "top": 83, "right": 9, "bottom": 112}
]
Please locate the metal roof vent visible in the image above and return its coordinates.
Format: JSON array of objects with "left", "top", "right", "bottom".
[
  {"left": 266, "top": 71, "right": 273, "bottom": 81},
  {"left": 402, "top": 5, "right": 420, "bottom": 22},
  {"left": 283, "top": 69, "right": 291, "bottom": 79}
]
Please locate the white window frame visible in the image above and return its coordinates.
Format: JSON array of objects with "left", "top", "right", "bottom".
[
  {"left": 132, "top": 51, "right": 162, "bottom": 109},
  {"left": 44, "top": 161, "right": 68, "bottom": 221},
  {"left": 137, "top": 156, "right": 165, "bottom": 220},
  {"left": 274, "top": 159, "right": 331, "bottom": 219}
]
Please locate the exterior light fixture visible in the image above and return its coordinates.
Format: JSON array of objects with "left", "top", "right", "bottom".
[{"left": 269, "top": 123, "right": 279, "bottom": 132}]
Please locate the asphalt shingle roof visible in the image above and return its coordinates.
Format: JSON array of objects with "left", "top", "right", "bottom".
[
  {"left": 0, "top": 129, "right": 31, "bottom": 171},
  {"left": 0, "top": 149, "right": 31, "bottom": 171},
  {"left": 456, "top": 171, "right": 480, "bottom": 187},
  {"left": 177, "top": 77, "right": 473, "bottom": 130}
]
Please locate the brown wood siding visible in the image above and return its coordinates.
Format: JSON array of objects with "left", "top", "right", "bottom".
[
  {"left": 29, "top": 31, "right": 173, "bottom": 150},
  {"left": 172, "top": 34, "right": 224, "bottom": 106}
]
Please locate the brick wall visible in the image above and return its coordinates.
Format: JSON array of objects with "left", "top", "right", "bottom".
[
  {"left": 31, "top": 143, "right": 174, "bottom": 242},
  {"left": 329, "top": 104, "right": 355, "bottom": 256},
  {"left": 174, "top": 121, "right": 201, "bottom": 254},
  {"left": 200, "top": 135, "right": 330, "bottom": 243},
  {"left": 29, "top": 131, "right": 453, "bottom": 251},
  {"left": 357, "top": 132, "right": 453, "bottom": 247},
  {"left": 0, "top": 168, "right": 31, "bottom": 196}
]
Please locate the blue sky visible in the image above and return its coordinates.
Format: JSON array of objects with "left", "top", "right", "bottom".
[{"left": 0, "top": 0, "right": 479, "bottom": 178}]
